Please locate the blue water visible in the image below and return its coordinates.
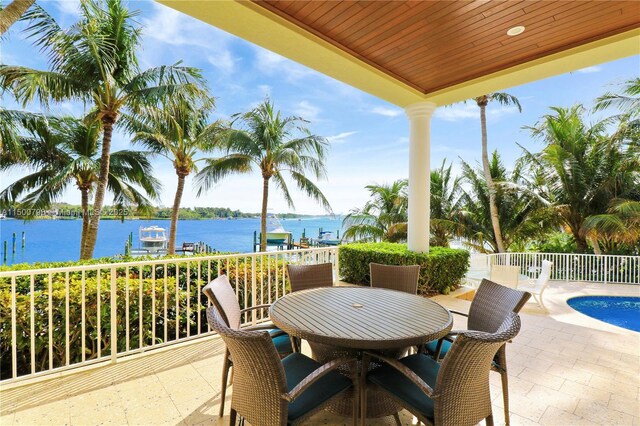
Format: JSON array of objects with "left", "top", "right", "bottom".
[
  {"left": 567, "top": 296, "right": 640, "bottom": 332},
  {"left": 0, "top": 217, "right": 344, "bottom": 265}
]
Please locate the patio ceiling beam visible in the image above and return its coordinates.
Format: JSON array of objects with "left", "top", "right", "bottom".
[{"left": 158, "top": 1, "right": 639, "bottom": 108}]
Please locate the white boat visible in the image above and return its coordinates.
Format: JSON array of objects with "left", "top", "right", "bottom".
[
  {"left": 265, "top": 214, "right": 291, "bottom": 245},
  {"left": 132, "top": 225, "right": 168, "bottom": 254},
  {"left": 317, "top": 230, "right": 340, "bottom": 246}
]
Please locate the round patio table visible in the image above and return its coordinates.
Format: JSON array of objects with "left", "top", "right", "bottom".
[{"left": 269, "top": 286, "right": 453, "bottom": 419}]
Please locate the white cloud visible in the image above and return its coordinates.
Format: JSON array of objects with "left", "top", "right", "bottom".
[
  {"left": 326, "top": 131, "right": 357, "bottom": 144},
  {"left": 254, "top": 48, "right": 315, "bottom": 81},
  {"left": 142, "top": 4, "right": 231, "bottom": 48},
  {"left": 435, "top": 103, "right": 518, "bottom": 122},
  {"left": 207, "top": 51, "right": 236, "bottom": 75},
  {"left": 371, "top": 106, "right": 403, "bottom": 117},
  {"left": 52, "top": 0, "right": 81, "bottom": 17},
  {"left": 577, "top": 66, "right": 601, "bottom": 74},
  {"left": 293, "top": 101, "right": 321, "bottom": 121},
  {"left": 258, "top": 85, "right": 272, "bottom": 97}
]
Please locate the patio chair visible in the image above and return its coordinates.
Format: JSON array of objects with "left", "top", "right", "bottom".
[
  {"left": 369, "top": 263, "right": 420, "bottom": 294},
  {"left": 206, "top": 306, "right": 356, "bottom": 426},
  {"left": 287, "top": 263, "right": 334, "bottom": 292},
  {"left": 490, "top": 265, "right": 520, "bottom": 288},
  {"left": 286, "top": 263, "right": 334, "bottom": 352},
  {"left": 361, "top": 312, "right": 522, "bottom": 426},
  {"left": 202, "top": 275, "right": 293, "bottom": 418},
  {"left": 425, "top": 279, "right": 530, "bottom": 426},
  {"left": 517, "top": 260, "right": 552, "bottom": 311}
]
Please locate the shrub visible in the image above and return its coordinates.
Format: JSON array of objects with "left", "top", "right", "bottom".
[{"left": 338, "top": 242, "right": 469, "bottom": 295}]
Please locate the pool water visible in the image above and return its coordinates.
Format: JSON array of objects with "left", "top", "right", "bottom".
[{"left": 567, "top": 296, "right": 640, "bottom": 332}]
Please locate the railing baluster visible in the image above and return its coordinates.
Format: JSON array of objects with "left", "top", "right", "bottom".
[
  {"left": 30, "top": 274, "right": 35, "bottom": 374},
  {"left": 110, "top": 266, "right": 117, "bottom": 362},
  {"left": 251, "top": 256, "right": 257, "bottom": 325},
  {"left": 66, "top": 271, "right": 70, "bottom": 365},
  {"left": 48, "top": 273, "right": 53, "bottom": 371},
  {"left": 175, "top": 263, "right": 179, "bottom": 341},
  {"left": 197, "top": 260, "right": 202, "bottom": 334},
  {"left": 125, "top": 267, "right": 129, "bottom": 353},
  {"left": 164, "top": 264, "right": 168, "bottom": 342},
  {"left": 139, "top": 265, "right": 143, "bottom": 349},
  {"left": 82, "top": 270, "right": 86, "bottom": 362},
  {"left": 151, "top": 265, "right": 156, "bottom": 346},
  {"left": 11, "top": 276, "right": 17, "bottom": 378}
]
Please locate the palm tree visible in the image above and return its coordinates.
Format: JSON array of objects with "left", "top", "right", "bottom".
[
  {"left": 126, "top": 98, "right": 222, "bottom": 254},
  {"left": 472, "top": 93, "right": 522, "bottom": 253},
  {"left": 595, "top": 77, "right": 640, "bottom": 118},
  {"left": 0, "top": 0, "right": 206, "bottom": 259},
  {"left": 196, "top": 99, "right": 332, "bottom": 251},
  {"left": 430, "top": 160, "right": 464, "bottom": 247},
  {"left": 342, "top": 180, "right": 408, "bottom": 243},
  {"left": 522, "top": 106, "right": 639, "bottom": 253},
  {"left": 0, "top": 0, "right": 34, "bottom": 35},
  {"left": 0, "top": 112, "right": 160, "bottom": 257},
  {"left": 458, "top": 152, "right": 549, "bottom": 253}
]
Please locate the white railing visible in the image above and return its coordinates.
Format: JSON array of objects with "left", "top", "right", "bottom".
[
  {"left": 487, "top": 252, "right": 640, "bottom": 285},
  {"left": 0, "top": 247, "right": 338, "bottom": 384}
]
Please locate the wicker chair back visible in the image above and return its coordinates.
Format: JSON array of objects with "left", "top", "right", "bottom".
[
  {"left": 287, "top": 263, "right": 334, "bottom": 292},
  {"left": 468, "top": 279, "right": 530, "bottom": 333},
  {"left": 202, "top": 275, "right": 242, "bottom": 330},
  {"left": 206, "top": 306, "right": 288, "bottom": 426},
  {"left": 434, "top": 312, "right": 522, "bottom": 425},
  {"left": 369, "top": 263, "right": 420, "bottom": 294}
]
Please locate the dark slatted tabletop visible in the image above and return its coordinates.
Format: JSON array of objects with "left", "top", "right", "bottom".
[{"left": 269, "top": 286, "right": 453, "bottom": 350}]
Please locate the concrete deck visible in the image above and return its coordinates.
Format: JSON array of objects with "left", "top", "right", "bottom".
[{"left": 1, "top": 281, "right": 638, "bottom": 425}]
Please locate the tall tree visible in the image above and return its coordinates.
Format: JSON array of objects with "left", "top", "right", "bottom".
[
  {"left": 342, "top": 180, "right": 408, "bottom": 243},
  {"left": 0, "top": 1, "right": 206, "bottom": 259},
  {"left": 196, "top": 99, "right": 332, "bottom": 251},
  {"left": 473, "top": 93, "right": 522, "bottom": 253},
  {"left": 0, "top": 0, "right": 34, "bottom": 35},
  {"left": 126, "top": 97, "right": 222, "bottom": 254},
  {"left": 0, "top": 112, "right": 160, "bottom": 256},
  {"left": 430, "top": 160, "right": 464, "bottom": 247},
  {"left": 458, "top": 152, "right": 548, "bottom": 253},
  {"left": 522, "top": 106, "right": 639, "bottom": 253}
]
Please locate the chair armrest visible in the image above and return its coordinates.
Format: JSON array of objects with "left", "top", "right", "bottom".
[
  {"left": 239, "top": 304, "right": 272, "bottom": 314},
  {"left": 363, "top": 351, "right": 435, "bottom": 398},
  {"left": 449, "top": 309, "right": 469, "bottom": 317},
  {"left": 283, "top": 357, "right": 354, "bottom": 402}
]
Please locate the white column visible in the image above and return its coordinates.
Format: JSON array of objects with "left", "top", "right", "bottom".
[{"left": 405, "top": 101, "right": 437, "bottom": 253}]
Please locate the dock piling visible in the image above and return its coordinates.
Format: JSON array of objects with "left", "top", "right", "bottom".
[
  {"left": 21, "top": 231, "right": 25, "bottom": 248},
  {"left": 3, "top": 241, "right": 6, "bottom": 263},
  {"left": 12, "top": 233, "right": 16, "bottom": 253}
]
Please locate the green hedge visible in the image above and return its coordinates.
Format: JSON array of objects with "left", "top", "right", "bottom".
[{"left": 339, "top": 242, "right": 469, "bottom": 295}]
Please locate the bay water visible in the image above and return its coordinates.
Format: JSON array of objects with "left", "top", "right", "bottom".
[{"left": 0, "top": 217, "right": 344, "bottom": 265}]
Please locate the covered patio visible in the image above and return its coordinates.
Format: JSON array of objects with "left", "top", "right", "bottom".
[{"left": 2, "top": 281, "right": 638, "bottom": 425}]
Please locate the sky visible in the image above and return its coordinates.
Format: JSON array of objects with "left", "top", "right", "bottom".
[{"left": 1, "top": 1, "right": 639, "bottom": 215}]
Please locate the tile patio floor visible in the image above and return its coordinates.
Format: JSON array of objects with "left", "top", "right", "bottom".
[{"left": 1, "top": 281, "right": 638, "bottom": 425}]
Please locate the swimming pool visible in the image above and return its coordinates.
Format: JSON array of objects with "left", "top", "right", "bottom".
[{"left": 567, "top": 296, "right": 640, "bottom": 332}]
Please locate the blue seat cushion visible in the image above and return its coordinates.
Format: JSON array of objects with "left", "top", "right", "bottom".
[
  {"left": 425, "top": 338, "right": 453, "bottom": 359},
  {"left": 270, "top": 331, "right": 294, "bottom": 354},
  {"left": 367, "top": 353, "right": 440, "bottom": 420},
  {"left": 282, "top": 353, "right": 352, "bottom": 422}
]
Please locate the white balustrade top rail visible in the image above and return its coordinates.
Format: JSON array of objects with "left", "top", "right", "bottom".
[
  {"left": 0, "top": 247, "right": 339, "bottom": 385},
  {"left": 487, "top": 252, "right": 639, "bottom": 285}
]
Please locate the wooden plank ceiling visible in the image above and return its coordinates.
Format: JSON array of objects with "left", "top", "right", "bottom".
[{"left": 254, "top": 1, "right": 640, "bottom": 94}]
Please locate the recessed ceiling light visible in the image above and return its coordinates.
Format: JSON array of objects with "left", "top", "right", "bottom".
[{"left": 507, "top": 26, "right": 525, "bottom": 36}]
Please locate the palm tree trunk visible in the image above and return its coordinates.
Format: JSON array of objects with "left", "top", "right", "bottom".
[
  {"left": 81, "top": 118, "right": 114, "bottom": 259},
  {"left": 80, "top": 187, "right": 90, "bottom": 259},
  {"left": 260, "top": 177, "right": 269, "bottom": 252},
  {"left": 0, "top": 0, "right": 34, "bottom": 35},
  {"left": 479, "top": 100, "right": 506, "bottom": 253},
  {"left": 168, "top": 173, "right": 186, "bottom": 255}
]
